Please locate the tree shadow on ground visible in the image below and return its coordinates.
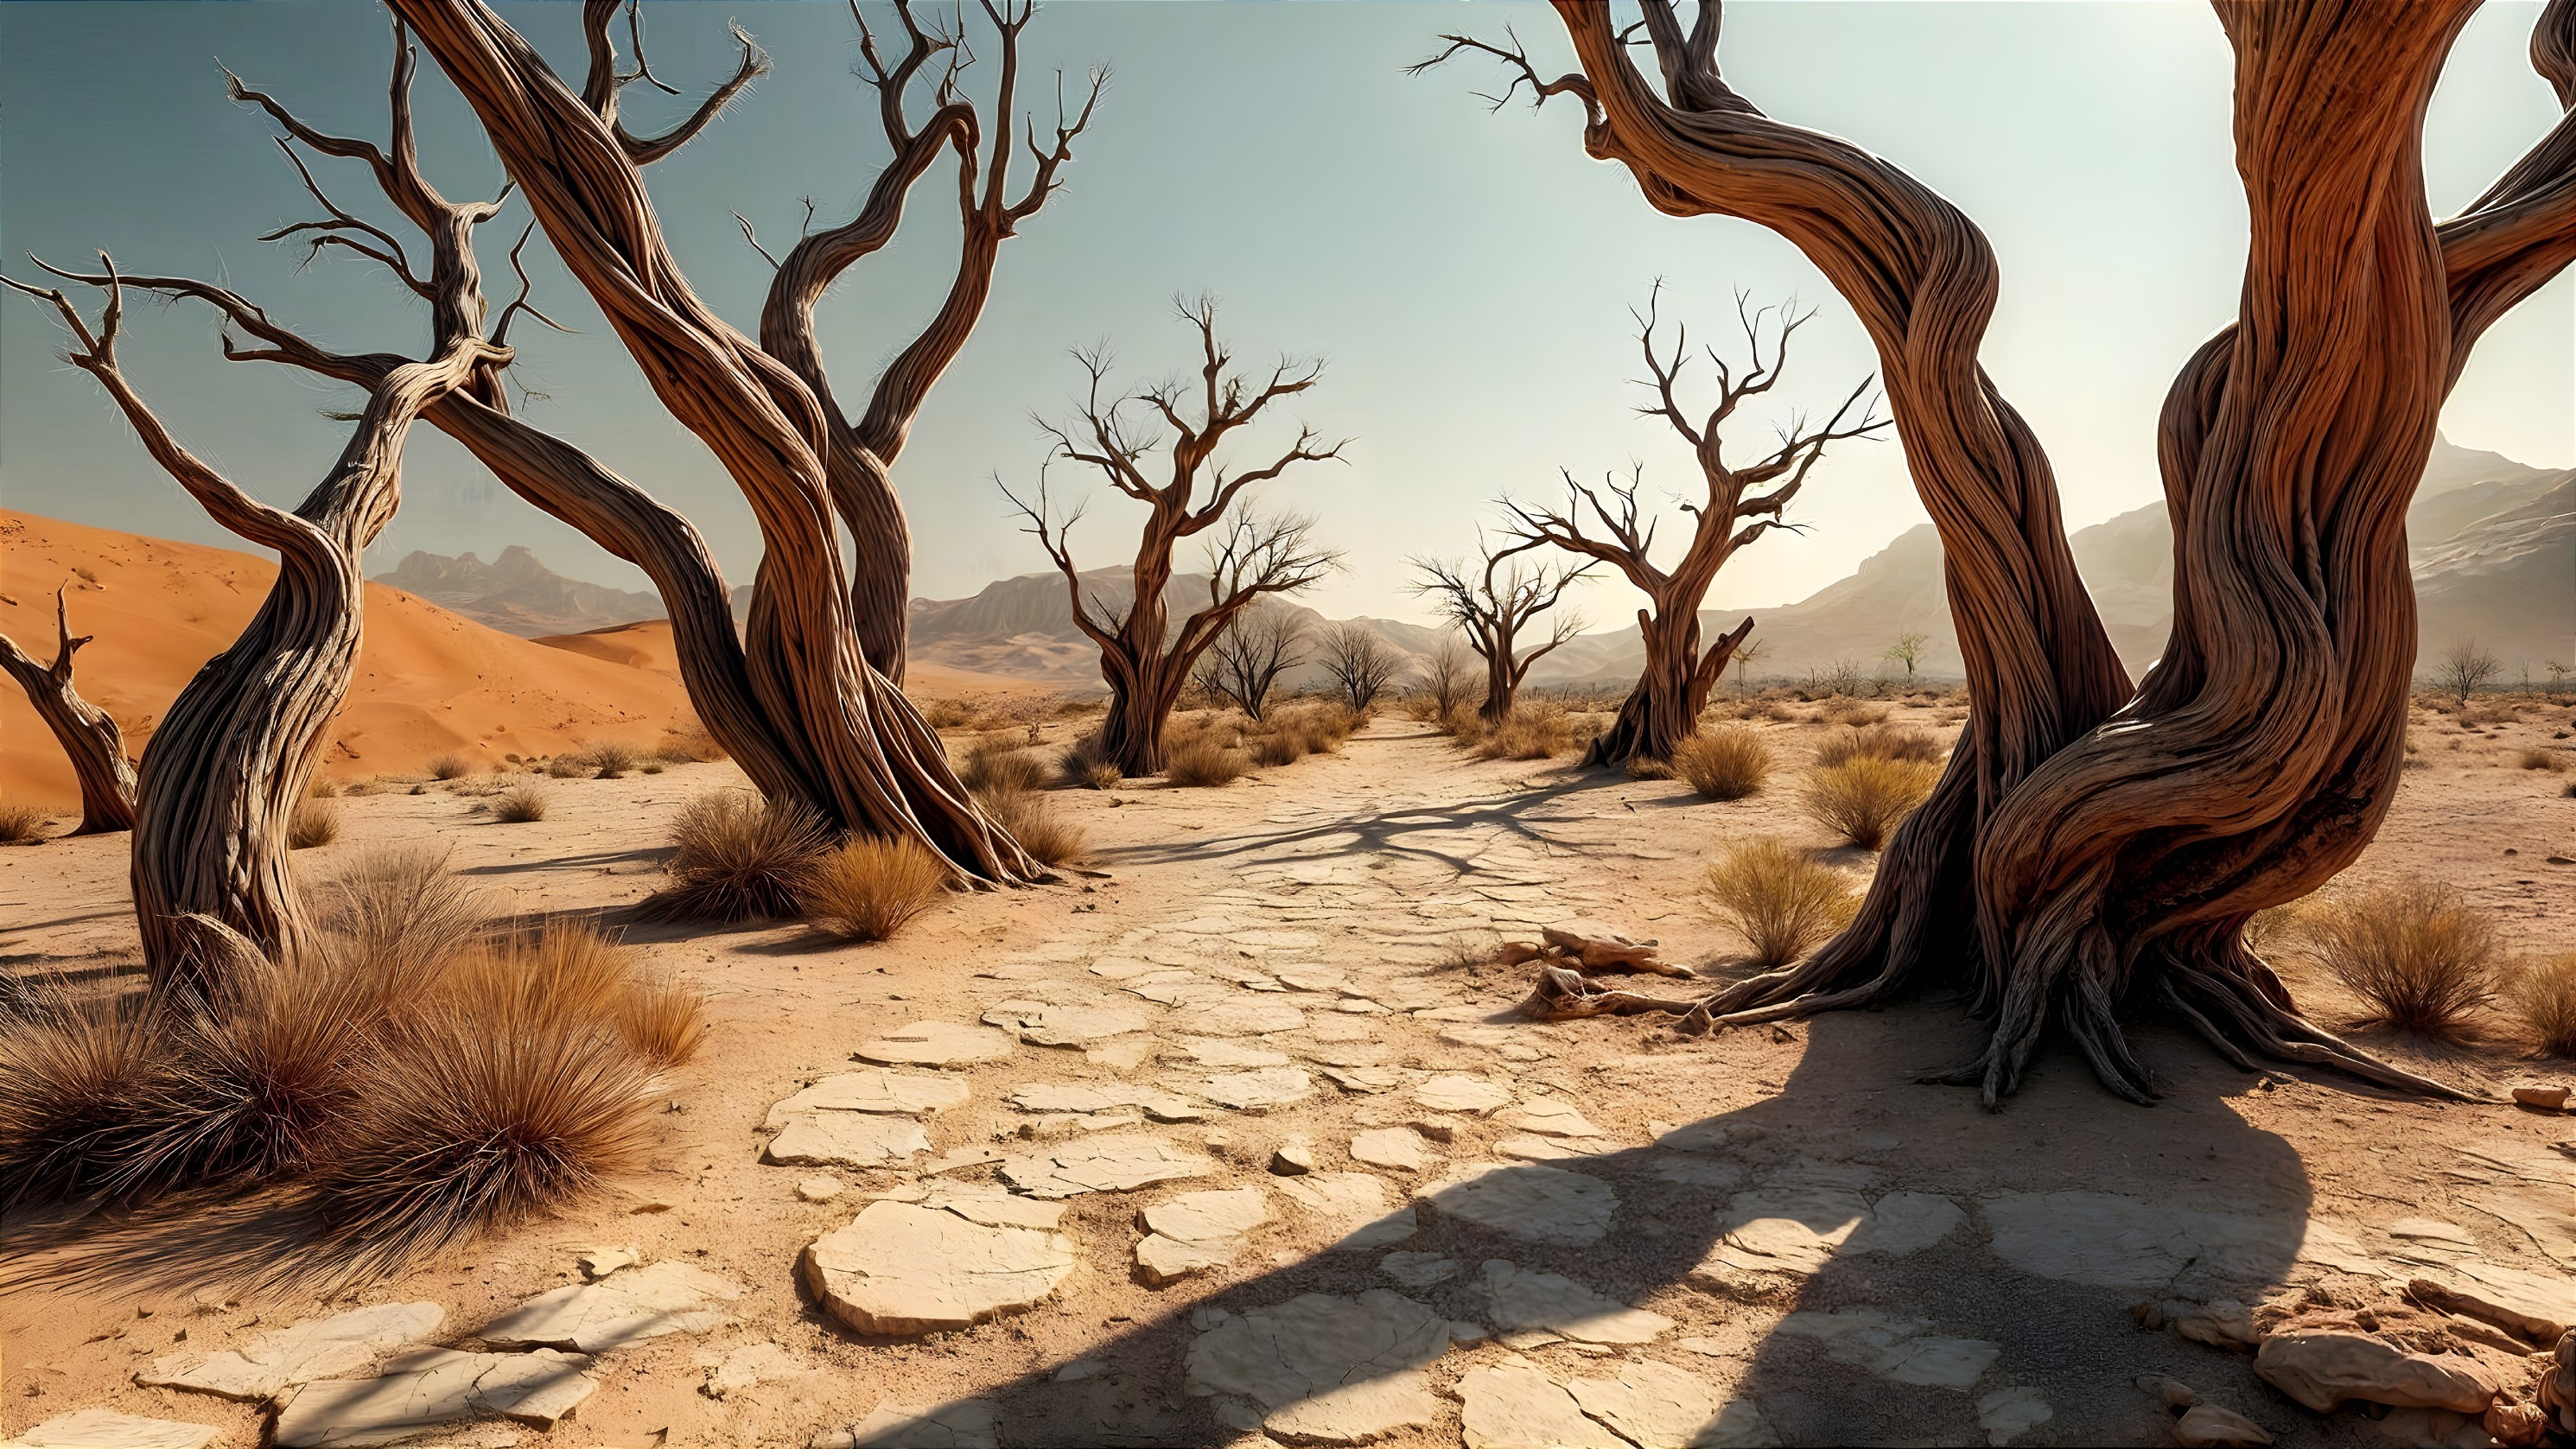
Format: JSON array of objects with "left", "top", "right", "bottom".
[
  {"left": 1091, "top": 767, "right": 1639, "bottom": 878},
  {"left": 957, "top": 1003, "right": 2343, "bottom": 1447}
]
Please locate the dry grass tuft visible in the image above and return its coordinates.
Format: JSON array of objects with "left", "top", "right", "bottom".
[
  {"left": 288, "top": 798, "right": 342, "bottom": 850},
  {"left": 2299, "top": 878, "right": 2498, "bottom": 1039},
  {"left": 1704, "top": 839, "right": 1860, "bottom": 968},
  {"left": 543, "top": 756, "right": 588, "bottom": 779},
  {"left": 655, "top": 725, "right": 727, "bottom": 764},
  {"left": 1625, "top": 755, "right": 1676, "bottom": 781},
  {"left": 318, "top": 847, "right": 487, "bottom": 979},
  {"left": 2519, "top": 748, "right": 2567, "bottom": 772},
  {"left": 1816, "top": 722, "right": 1943, "bottom": 768},
  {"left": 978, "top": 786, "right": 1087, "bottom": 868},
  {"left": 1819, "top": 698, "right": 1888, "bottom": 726},
  {"left": 1250, "top": 730, "right": 1308, "bottom": 767},
  {"left": 638, "top": 792, "right": 830, "bottom": 923},
  {"left": 803, "top": 837, "right": 951, "bottom": 942},
  {"left": 489, "top": 785, "right": 550, "bottom": 823},
  {"left": 1800, "top": 757, "right": 1940, "bottom": 849},
  {"left": 427, "top": 753, "right": 474, "bottom": 782},
  {"left": 1165, "top": 734, "right": 1251, "bottom": 787},
  {"left": 1059, "top": 734, "right": 1120, "bottom": 790},
  {"left": 0, "top": 803, "right": 51, "bottom": 845},
  {"left": 961, "top": 736, "right": 1051, "bottom": 795},
  {"left": 2507, "top": 953, "right": 2576, "bottom": 1057},
  {"left": 581, "top": 740, "right": 644, "bottom": 779},
  {"left": 307, "top": 777, "right": 344, "bottom": 799},
  {"left": 1475, "top": 705, "right": 1576, "bottom": 760},
  {"left": 1673, "top": 728, "right": 1772, "bottom": 800},
  {"left": 0, "top": 985, "right": 164, "bottom": 1202}
]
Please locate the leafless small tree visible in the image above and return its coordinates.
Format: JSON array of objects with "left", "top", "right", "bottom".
[
  {"left": 1197, "top": 601, "right": 1312, "bottom": 721},
  {"left": 2435, "top": 639, "right": 2503, "bottom": 708},
  {"left": 1409, "top": 538, "right": 1594, "bottom": 726},
  {"left": 0, "top": 586, "right": 137, "bottom": 835},
  {"left": 1006, "top": 299, "right": 1347, "bottom": 774},
  {"left": 1320, "top": 621, "right": 1409, "bottom": 713},
  {"left": 1422, "top": 637, "right": 1476, "bottom": 720}
]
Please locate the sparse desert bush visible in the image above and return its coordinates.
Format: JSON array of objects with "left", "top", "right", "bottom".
[
  {"left": 0, "top": 983, "right": 164, "bottom": 1201},
  {"left": 1476, "top": 706, "right": 1576, "bottom": 760},
  {"left": 489, "top": 784, "right": 551, "bottom": 823},
  {"left": 2299, "top": 878, "right": 2497, "bottom": 1039},
  {"left": 1819, "top": 697, "right": 1888, "bottom": 726},
  {"left": 1800, "top": 757, "right": 1940, "bottom": 849},
  {"left": 581, "top": 740, "right": 643, "bottom": 779},
  {"left": 639, "top": 792, "right": 830, "bottom": 922},
  {"left": 543, "top": 755, "right": 588, "bottom": 779},
  {"left": 0, "top": 803, "right": 50, "bottom": 845},
  {"left": 1625, "top": 755, "right": 1676, "bottom": 781},
  {"left": 318, "top": 846, "right": 486, "bottom": 977},
  {"left": 803, "top": 837, "right": 951, "bottom": 941},
  {"left": 1059, "top": 734, "right": 1121, "bottom": 790},
  {"left": 918, "top": 699, "right": 974, "bottom": 729},
  {"left": 2243, "top": 902, "right": 2306, "bottom": 957},
  {"left": 1250, "top": 730, "right": 1307, "bottom": 767},
  {"left": 289, "top": 798, "right": 342, "bottom": 850},
  {"left": 2507, "top": 952, "right": 2576, "bottom": 1057},
  {"left": 961, "top": 736, "right": 1051, "bottom": 795},
  {"left": 978, "top": 785, "right": 1087, "bottom": 868},
  {"left": 654, "top": 725, "right": 727, "bottom": 764},
  {"left": 1673, "top": 728, "right": 1772, "bottom": 800},
  {"left": 1704, "top": 839, "right": 1860, "bottom": 968},
  {"left": 427, "top": 753, "right": 474, "bottom": 782},
  {"left": 1816, "top": 722, "right": 1943, "bottom": 768},
  {"left": 307, "top": 776, "right": 344, "bottom": 799},
  {"left": 1165, "top": 735, "right": 1251, "bottom": 787},
  {"left": 2519, "top": 748, "right": 2567, "bottom": 772}
]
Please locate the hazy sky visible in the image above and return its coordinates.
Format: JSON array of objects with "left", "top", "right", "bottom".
[{"left": 2, "top": 2, "right": 2567, "bottom": 627}]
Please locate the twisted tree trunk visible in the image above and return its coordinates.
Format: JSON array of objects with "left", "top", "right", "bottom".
[
  {"left": 1590, "top": 610, "right": 1752, "bottom": 766},
  {"left": 0, "top": 588, "right": 137, "bottom": 835}
]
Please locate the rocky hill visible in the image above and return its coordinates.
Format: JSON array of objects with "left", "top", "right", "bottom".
[{"left": 374, "top": 546, "right": 667, "bottom": 638}]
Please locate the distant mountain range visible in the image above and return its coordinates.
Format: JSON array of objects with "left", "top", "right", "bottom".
[{"left": 384, "top": 436, "right": 2573, "bottom": 690}]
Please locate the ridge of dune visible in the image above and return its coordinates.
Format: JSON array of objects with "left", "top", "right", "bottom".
[
  {"left": 0, "top": 511, "right": 703, "bottom": 810},
  {"left": 531, "top": 617, "right": 1070, "bottom": 701}
]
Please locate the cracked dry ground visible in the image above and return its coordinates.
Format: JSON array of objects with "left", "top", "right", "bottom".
[{"left": 5, "top": 702, "right": 2575, "bottom": 1449}]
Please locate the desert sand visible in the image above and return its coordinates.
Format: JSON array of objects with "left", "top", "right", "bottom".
[
  {"left": 0, "top": 512, "right": 703, "bottom": 810},
  {"left": 531, "top": 617, "right": 1070, "bottom": 703},
  {"left": 3, "top": 693, "right": 2573, "bottom": 1448}
]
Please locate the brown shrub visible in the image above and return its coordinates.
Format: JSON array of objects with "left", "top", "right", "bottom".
[
  {"left": 307, "top": 777, "right": 344, "bottom": 799},
  {"left": 2519, "top": 748, "right": 2567, "bottom": 772},
  {"left": 1250, "top": 730, "right": 1309, "bottom": 767},
  {"left": 1673, "top": 728, "right": 1772, "bottom": 801},
  {"left": 1799, "top": 757, "right": 1940, "bottom": 849},
  {"left": 543, "top": 755, "right": 588, "bottom": 779},
  {"left": 288, "top": 798, "right": 342, "bottom": 850},
  {"left": 0, "top": 803, "right": 51, "bottom": 845},
  {"left": 581, "top": 740, "right": 644, "bottom": 779},
  {"left": 979, "top": 786, "right": 1088, "bottom": 868},
  {"left": 961, "top": 737, "right": 1051, "bottom": 795},
  {"left": 1815, "top": 723, "right": 1943, "bottom": 768},
  {"left": 1704, "top": 839, "right": 1860, "bottom": 968},
  {"left": 638, "top": 792, "right": 830, "bottom": 923},
  {"left": 2299, "top": 878, "right": 2497, "bottom": 1039},
  {"left": 654, "top": 725, "right": 728, "bottom": 764},
  {"left": 1476, "top": 706, "right": 1576, "bottom": 760},
  {"left": 489, "top": 785, "right": 550, "bottom": 823},
  {"left": 1625, "top": 755, "right": 1676, "bottom": 781},
  {"left": 1819, "top": 698, "right": 1888, "bottom": 726},
  {"left": 1059, "top": 734, "right": 1121, "bottom": 790},
  {"left": 2507, "top": 952, "right": 2576, "bottom": 1058},
  {"left": 427, "top": 753, "right": 474, "bottom": 782},
  {"left": 802, "top": 837, "right": 951, "bottom": 941},
  {"left": 1165, "top": 735, "right": 1250, "bottom": 787},
  {"left": 0, "top": 984, "right": 164, "bottom": 1202}
]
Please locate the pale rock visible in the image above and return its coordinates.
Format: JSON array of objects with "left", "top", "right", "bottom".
[
  {"left": 13, "top": 1409, "right": 219, "bottom": 1449},
  {"left": 811, "top": 1397, "right": 1001, "bottom": 1448},
  {"left": 2515, "top": 1085, "right": 2571, "bottom": 1111},
  {"left": 1351, "top": 1128, "right": 1429, "bottom": 1173},
  {"left": 1087, "top": 1038, "right": 1157, "bottom": 1071},
  {"left": 1481, "top": 1260, "right": 1673, "bottom": 1344},
  {"left": 1651, "top": 1120, "right": 1766, "bottom": 1153},
  {"left": 1380, "top": 1251, "right": 1458, "bottom": 1287},
  {"left": 1986, "top": 1191, "right": 2303, "bottom": 1290},
  {"left": 1053, "top": 1360, "right": 1105, "bottom": 1382},
  {"left": 1976, "top": 1386, "right": 2051, "bottom": 1446},
  {"left": 1135, "top": 1188, "right": 1272, "bottom": 1287},
  {"left": 578, "top": 1247, "right": 639, "bottom": 1280},
  {"left": 1008, "top": 1081, "right": 1202, "bottom": 1121},
  {"left": 1205, "top": 1067, "right": 1316, "bottom": 1111},
  {"left": 2254, "top": 1329, "right": 2502, "bottom": 1413},
  {"left": 765, "top": 1113, "right": 932, "bottom": 1168},
  {"left": 2136, "top": 1375, "right": 2201, "bottom": 1409},
  {"left": 138, "top": 1300, "right": 444, "bottom": 1402},
  {"left": 1498, "top": 1135, "right": 1615, "bottom": 1162},
  {"left": 1172, "top": 1038, "right": 1293, "bottom": 1068},
  {"left": 1494, "top": 1098, "right": 1605, "bottom": 1140},
  {"left": 1498, "top": 1329, "right": 1564, "bottom": 1350},
  {"left": 1701, "top": 1187, "right": 1962, "bottom": 1276},
  {"left": 801, "top": 1200, "right": 1077, "bottom": 1337},
  {"left": 1774, "top": 1308, "right": 1999, "bottom": 1390},
  {"left": 1193, "top": 1002, "right": 1309, "bottom": 1037},
  {"left": 2373, "top": 1407, "right": 2501, "bottom": 1449},
  {"left": 2410, "top": 1271, "right": 2574, "bottom": 1344},
  {"left": 917, "top": 1145, "right": 1008, "bottom": 1176},
  {"left": 1426, "top": 1163, "right": 1619, "bottom": 1245},
  {"left": 1409, "top": 1118, "right": 1460, "bottom": 1144},
  {"left": 981, "top": 1000, "right": 1149, "bottom": 1047},
  {"left": 703, "top": 1341, "right": 806, "bottom": 1399},
  {"left": 999, "top": 1132, "right": 1217, "bottom": 1198},
  {"left": 2134, "top": 1297, "right": 2260, "bottom": 1350},
  {"left": 480, "top": 1262, "right": 745, "bottom": 1352},
  {"left": 1450, "top": 1319, "right": 1492, "bottom": 1343},
  {"left": 920, "top": 1181, "right": 1067, "bottom": 1229},
  {"left": 1565, "top": 1359, "right": 1782, "bottom": 1448},
  {"left": 1323, "top": 1066, "right": 1408, "bottom": 1095},
  {"left": 1271, "top": 1141, "right": 1319, "bottom": 1176},
  {"left": 1653, "top": 1156, "right": 1750, "bottom": 1192},
  {"left": 1183, "top": 1290, "right": 1449, "bottom": 1443},
  {"left": 1414, "top": 1074, "right": 1514, "bottom": 1115},
  {"left": 765, "top": 1071, "right": 970, "bottom": 1126},
  {"left": 1307, "top": 1015, "right": 1377, "bottom": 1042},
  {"left": 270, "top": 1348, "right": 595, "bottom": 1447},
  {"left": 798, "top": 1177, "right": 847, "bottom": 1203},
  {"left": 854, "top": 1021, "right": 1016, "bottom": 1068},
  {"left": 2173, "top": 1403, "right": 2274, "bottom": 1447},
  {"left": 1456, "top": 1359, "right": 1628, "bottom": 1449},
  {"left": 1275, "top": 1172, "right": 1417, "bottom": 1249}
]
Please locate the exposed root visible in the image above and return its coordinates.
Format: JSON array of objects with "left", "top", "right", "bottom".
[
  {"left": 1519, "top": 965, "right": 1703, "bottom": 1020},
  {"left": 1498, "top": 928, "right": 1696, "bottom": 979}
]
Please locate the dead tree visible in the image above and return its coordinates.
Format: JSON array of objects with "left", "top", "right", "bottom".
[
  {"left": 1004, "top": 301, "right": 1346, "bottom": 775},
  {"left": 2, "top": 25, "right": 509, "bottom": 984},
  {"left": 1320, "top": 620, "right": 1409, "bottom": 713},
  {"left": 1421, "top": 637, "right": 1477, "bottom": 719},
  {"left": 384, "top": 0, "right": 1079, "bottom": 881},
  {"left": 1196, "top": 602, "right": 1311, "bottom": 721},
  {"left": 1504, "top": 287, "right": 1886, "bottom": 766},
  {"left": 0, "top": 588, "right": 137, "bottom": 835},
  {"left": 2433, "top": 639, "right": 2503, "bottom": 707},
  {"left": 1410, "top": 540, "right": 1594, "bottom": 725},
  {"left": 1422, "top": 0, "right": 2576, "bottom": 1103}
]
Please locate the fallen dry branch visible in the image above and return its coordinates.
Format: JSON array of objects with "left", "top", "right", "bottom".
[{"left": 1498, "top": 926, "right": 1697, "bottom": 981}]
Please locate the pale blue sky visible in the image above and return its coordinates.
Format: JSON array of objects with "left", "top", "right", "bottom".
[{"left": 2, "top": 2, "right": 2567, "bottom": 625}]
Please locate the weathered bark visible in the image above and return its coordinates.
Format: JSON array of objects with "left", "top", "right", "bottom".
[
  {"left": 1410, "top": 543, "right": 1592, "bottom": 725},
  {"left": 1425, "top": 0, "right": 2576, "bottom": 1103},
  {"left": 1508, "top": 288, "right": 1884, "bottom": 766},
  {"left": 390, "top": 0, "right": 1040, "bottom": 882},
  {"left": 1007, "top": 302, "right": 1345, "bottom": 777},
  {"left": 0, "top": 588, "right": 137, "bottom": 835}
]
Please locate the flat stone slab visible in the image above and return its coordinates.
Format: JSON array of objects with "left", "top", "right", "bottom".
[
  {"left": 998, "top": 1132, "right": 1218, "bottom": 1198},
  {"left": 811, "top": 1397, "right": 1002, "bottom": 1448},
  {"left": 1414, "top": 1075, "right": 1514, "bottom": 1114},
  {"left": 1984, "top": 1191, "right": 2301, "bottom": 1291},
  {"left": 1008, "top": 1082, "right": 1204, "bottom": 1122},
  {"left": 1200, "top": 1066, "right": 1315, "bottom": 1110},
  {"left": 766, "top": 1112, "right": 932, "bottom": 1168},
  {"left": 1482, "top": 1260, "right": 1673, "bottom": 1344},
  {"left": 1135, "top": 1187, "right": 1273, "bottom": 1287},
  {"left": 981, "top": 1000, "right": 1150, "bottom": 1047},
  {"left": 270, "top": 1348, "right": 595, "bottom": 1447},
  {"left": 1459, "top": 1359, "right": 1629, "bottom": 1449},
  {"left": 765, "top": 1071, "right": 970, "bottom": 1127},
  {"left": 13, "top": 1410, "right": 219, "bottom": 1449},
  {"left": 1185, "top": 1291, "right": 1450, "bottom": 1443},
  {"left": 1774, "top": 1308, "right": 1999, "bottom": 1390},
  {"left": 1495, "top": 1098, "right": 1605, "bottom": 1139},
  {"left": 1701, "top": 1188, "right": 1962, "bottom": 1277},
  {"left": 803, "top": 1200, "right": 1077, "bottom": 1338},
  {"left": 1382, "top": 1251, "right": 1460, "bottom": 1287},
  {"left": 855, "top": 1021, "right": 1016, "bottom": 1068},
  {"left": 1275, "top": 1171, "right": 1418, "bottom": 1250},
  {"left": 1324, "top": 1066, "right": 1409, "bottom": 1095},
  {"left": 479, "top": 1261, "right": 745, "bottom": 1352},
  {"left": 1427, "top": 1164, "right": 1619, "bottom": 1246},
  {"left": 1351, "top": 1128, "right": 1430, "bottom": 1173},
  {"left": 140, "top": 1300, "right": 443, "bottom": 1401},
  {"left": 1170, "top": 1037, "right": 1292, "bottom": 1067},
  {"left": 1563, "top": 1360, "right": 1780, "bottom": 1449},
  {"left": 705, "top": 1341, "right": 808, "bottom": 1399},
  {"left": 1193, "top": 1001, "right": 1310, "bottom": 1037}
]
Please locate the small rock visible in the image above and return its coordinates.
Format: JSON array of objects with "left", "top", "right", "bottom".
[
  {"left": 1413, "top": 1075, "right": 1514, "bottom": 1115},
  {"left": 765, "top": 1070, "right": 970, "bottom": 1125},
  {"left": 764, "top": 1112, "right": 932, "bottom": 1169},
  {"left": 2516, "top": 1086, "right": 2571, "bottom": 1111},
  {"left": 703, "top": 1341, "right": 806, "bottom": 1400},
  {"left": 479, "top": 1262, "right": 744, "bottom": 1353},
  {"left": 1448, "top": 1320, "right": 1492, "bottom": 1344},
  {"left": 1457, "top": 1359, "right": 1628, "bottom": 1449},
  {"left": 1425, "top": 1163, "right": 1619, "bottom": 1246},
  {"left": 1135, "top": 1189, "right": 1272, "bottom": 1287},
  {"left": 853, "top": 1021, "right": 1016, "bottom": 1068},
  {"left": 999, "top": 1133, "right": 1218, "bottom": 1199},
  {"left": 1493, "top": 1098, "right": 1605, "bottom": 1140},
  {"left": 802, "top": 1201, "right": 1077, "bottom": 1338},
  {"left": 1205, "top": 1067, "right": 1316, "bottom": 1111},
  {"left": 270, "top": 1348, "right": 595, "bottom": 1447},
  {"left": 2136, "top": 1375, "right": 2200, "bottom": 1410},
  {"left": 2173, "top": 1403, "right": 2274, "bottom": 1447},
  {"left": 1409, "top": 1117, "right": 1459, "bottom": 1144},
  {"left": 2134, "top": 1297, "right": 2260, "bottom": 1350},
  {"left": 577, "top": 1247, "right": 640, "bottom": 1281},
  {"left": 1351, "top": 1128, "right": 1429, "bottom": 1173},
  {"left": 798, "top": 1178, "right": 847, "bottom": 1203},
  {"left": 2254, "top": 1328, "right": 2502, "bottom": 1413},
  {"left": 1481, "top": 1260, "right": 1672, "bottom": 1344},
  {"left": 1380, "top": 1251, "right": 1458, "bottom": 1287},
  {"left": 12, "top": 1409, "right": 219, "bottom": 1449},
  {"left": 1183, "top": 1290, "right": 1448, "bottom": 1443},
  {"left": 1270, "top": 1142, "right": 1318, "bottom": 1176},
  {"left": 1053, "top": 1359, "right": 1105, "bottom": 1382},
  {"left": 1275, "top": 1172, "right": 1417, "bottom": 1250},
  {"left": 981, "top": 1000, "right": 1149, "bottom": 1047},
  {"left": 137, "top": 1301, "right": 445, "bottom": 1402}
]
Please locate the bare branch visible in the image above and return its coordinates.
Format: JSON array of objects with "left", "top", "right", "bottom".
[{"left": 1409, "top": 24, "right": 1601, "bottom": 125}]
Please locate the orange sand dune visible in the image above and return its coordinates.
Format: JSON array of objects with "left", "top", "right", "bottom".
[
  {"left": 532, "top": 618, "right": 1072, "bottom": 701},
  {"left": 1, "top": 511, "right": 702, "bottom": 810}
]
